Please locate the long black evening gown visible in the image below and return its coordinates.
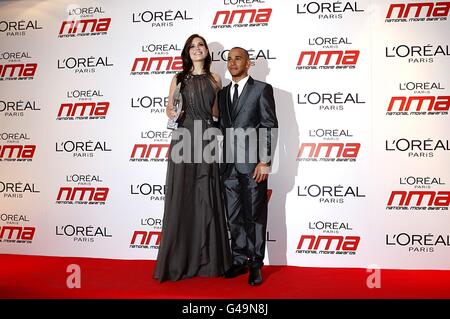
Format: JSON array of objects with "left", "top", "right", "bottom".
[{"left": 154, "top": 74, "right": 232, "bottom": 282}]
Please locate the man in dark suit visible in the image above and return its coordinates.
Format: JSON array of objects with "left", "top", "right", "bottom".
[{"left": 218, "top": 47, "right": 278, "bottom": 286}]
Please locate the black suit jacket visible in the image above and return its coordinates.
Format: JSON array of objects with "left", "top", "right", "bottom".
[{"left": 218, "top": 76, "right": 278, "bottom": 174}]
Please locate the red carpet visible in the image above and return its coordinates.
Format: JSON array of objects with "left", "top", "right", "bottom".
[{"left": 1, "top": 254, "right": 449, "bottom": 299}]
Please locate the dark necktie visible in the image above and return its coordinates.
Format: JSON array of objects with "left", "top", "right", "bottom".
[{"left": 232, "top": 83, "right": 239, "bottom": 112}]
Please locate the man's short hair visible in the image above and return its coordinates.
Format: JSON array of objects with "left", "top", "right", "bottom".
[{"left": 231, "top": 47, "right": 250, "bottom": 60}]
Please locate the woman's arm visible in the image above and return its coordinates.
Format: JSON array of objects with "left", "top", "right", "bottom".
[
  {"left": 211, "top": 73, "right": 222, "bottom": 119},
  {"left": 166, "top": 75, "right": 178, "bottom": 118}
]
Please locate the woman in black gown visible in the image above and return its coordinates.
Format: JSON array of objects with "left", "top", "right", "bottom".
[{"left": 153, "top": 34, "right": 232, "bottom": 282}]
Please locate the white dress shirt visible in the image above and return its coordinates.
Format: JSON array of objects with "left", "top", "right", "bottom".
[{"left": 230, "top": 75, "right": 250, "bottom": 102}]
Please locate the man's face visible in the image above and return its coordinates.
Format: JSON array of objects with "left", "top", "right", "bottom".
[{"left": 227, "top": 48, "right": 250, "bottom": 78}]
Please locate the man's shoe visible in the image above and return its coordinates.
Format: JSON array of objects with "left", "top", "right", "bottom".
[
  {"left": 224, "top": 264, "right": 247, "bottom": 278},
  {"left": 248, "top": 267, "right": 262, "bottom": 286}
]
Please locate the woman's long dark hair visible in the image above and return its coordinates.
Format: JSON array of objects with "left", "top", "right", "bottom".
[{"left": 176, "top": 34, "right": 215, "bottom": 87}]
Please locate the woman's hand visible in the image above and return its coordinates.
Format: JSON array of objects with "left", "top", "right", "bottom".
[{"left": 167, "top": 106, "right": 177, "bottom": 119}]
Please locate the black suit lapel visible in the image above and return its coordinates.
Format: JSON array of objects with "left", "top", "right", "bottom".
[{"left": 232, "top": 76, "right": 254, "bottom": 121}]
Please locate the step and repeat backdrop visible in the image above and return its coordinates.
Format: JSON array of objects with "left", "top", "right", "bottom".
[{"left": 0, "top": 0, "right": 449, "bottom": 269}]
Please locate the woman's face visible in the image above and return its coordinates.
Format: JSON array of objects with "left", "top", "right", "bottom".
[{"left": 189, "top": 37, "right": 208, "bottom": 62}]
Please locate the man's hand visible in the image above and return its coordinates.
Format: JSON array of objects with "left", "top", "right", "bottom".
[{"left": 252, "top": 162, "right": 270, "bottom": 183}]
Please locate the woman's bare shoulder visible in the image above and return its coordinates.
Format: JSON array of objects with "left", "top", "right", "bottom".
[
  {"left": 211, "top": 73, "right": 221, "bottom": 81},
  {"left": 211, "top": 73, "right": 222, "bottom": 89}
]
